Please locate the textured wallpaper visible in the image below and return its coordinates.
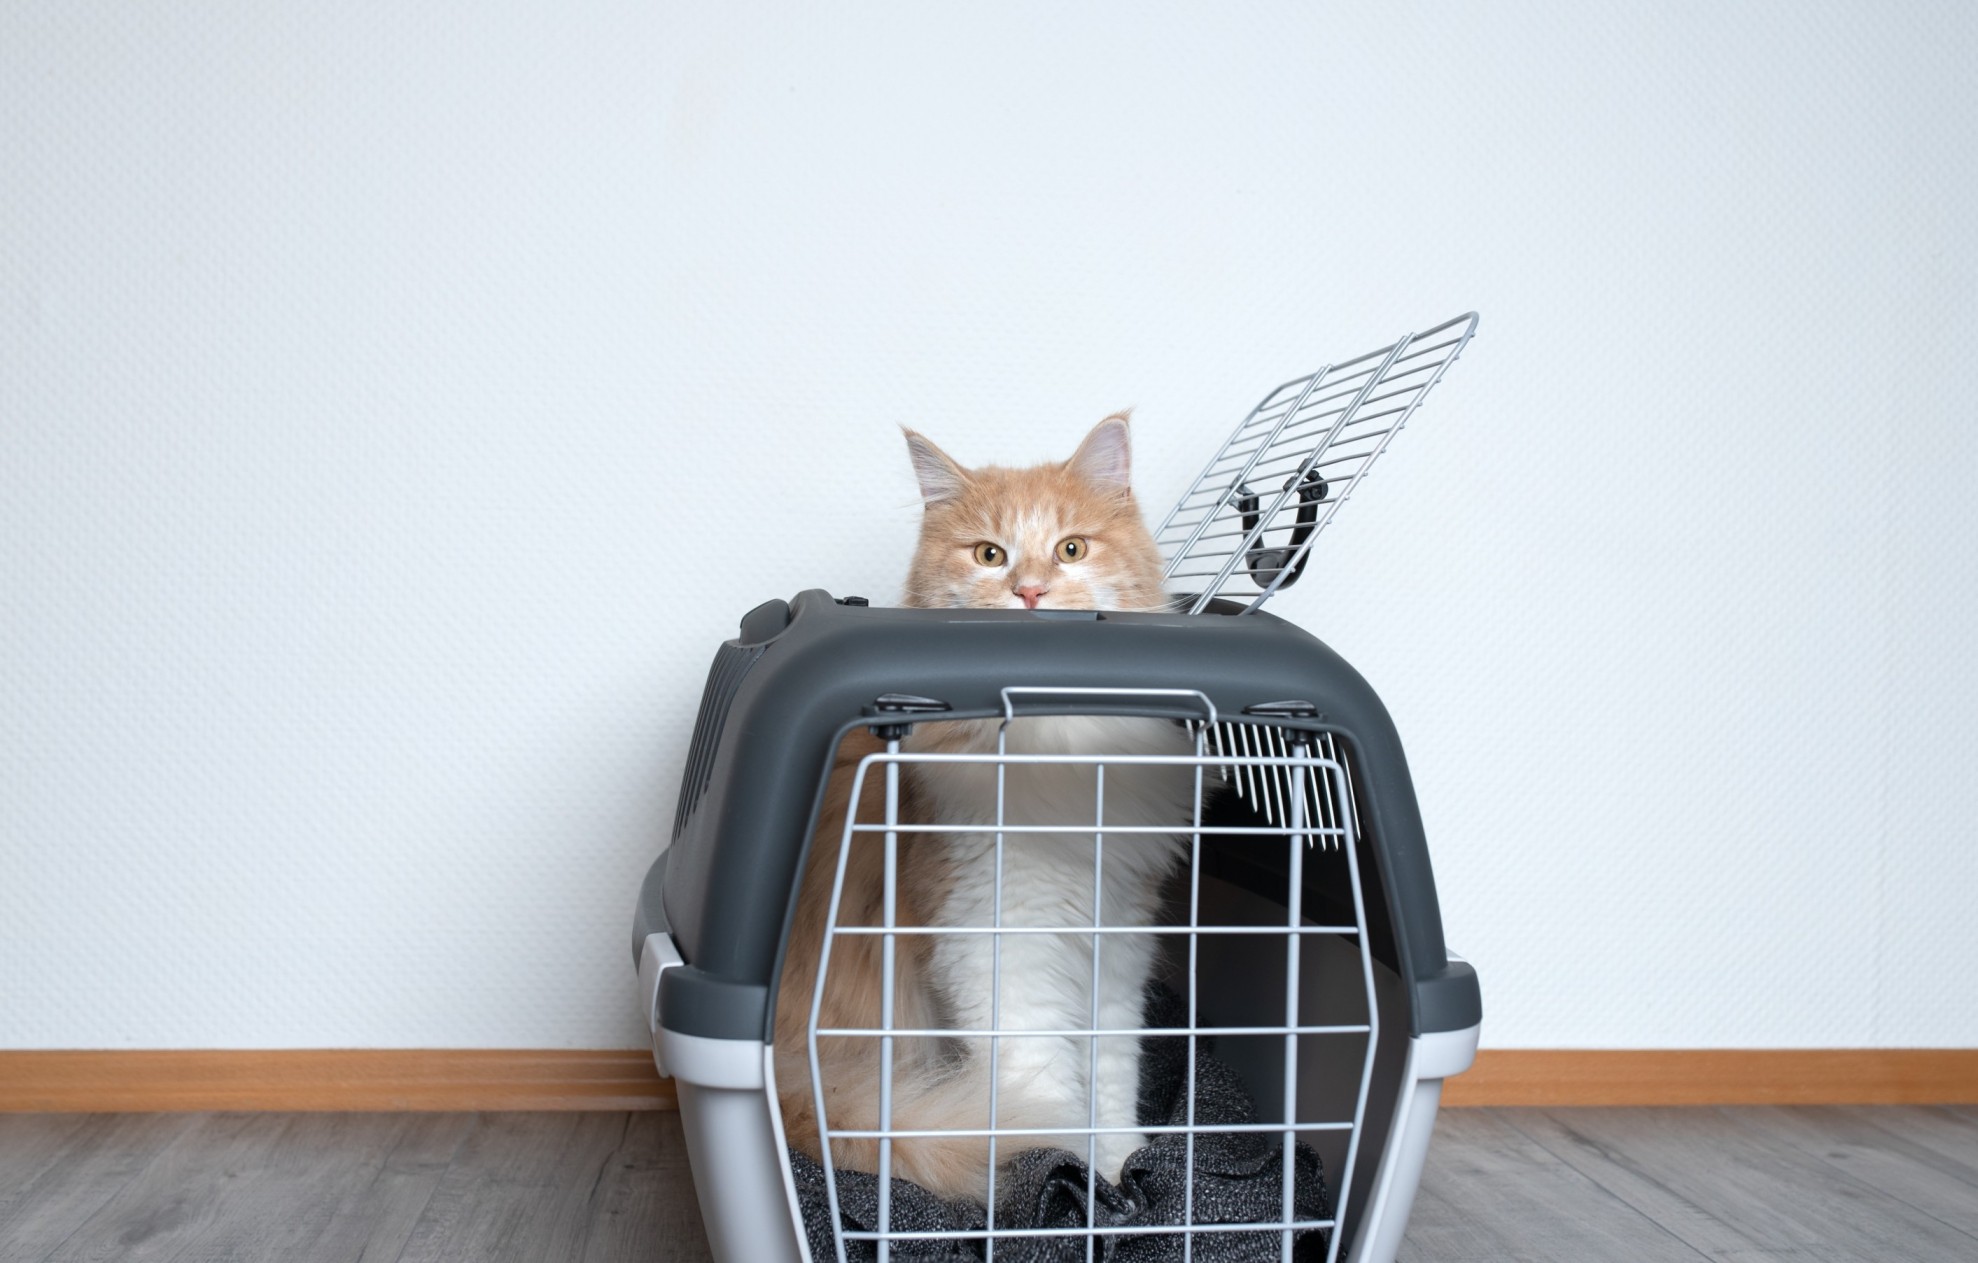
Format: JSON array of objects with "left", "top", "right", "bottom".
[{"left": 3, "top": 1, "right": 1975, "bottom": 1050}]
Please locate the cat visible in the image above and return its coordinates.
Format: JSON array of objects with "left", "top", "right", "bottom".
[{"left": 773, "top": 414, "right": 1197, "bottom": 1203}]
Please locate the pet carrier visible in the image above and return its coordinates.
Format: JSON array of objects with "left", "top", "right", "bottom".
[{"left": 633, "top": 316, "right": 1481, "bottom": 1263}]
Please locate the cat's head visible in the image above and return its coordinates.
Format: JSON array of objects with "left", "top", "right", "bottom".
[{"left": 899, "top": 414, "right": 1170, "bottom": 613}]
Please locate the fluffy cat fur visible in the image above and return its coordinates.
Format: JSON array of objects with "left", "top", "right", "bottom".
[{"left": 773, "top": 415, "right": 1195, "bottom": 1202}]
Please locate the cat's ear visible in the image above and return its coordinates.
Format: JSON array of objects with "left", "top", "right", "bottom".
[
  {"left": 902, "top": 428, "right": 971, "bottom": 506},
  {"left": 1066, "top": 411, "right": 1133, "bottom": 491}
]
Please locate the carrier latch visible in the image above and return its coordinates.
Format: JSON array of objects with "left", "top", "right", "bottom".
[
  {"left": 736, "top": 597, "right": 792, "bottom": 645},
  {"left": 864, "top": 692, "right": 951, "bottom": 740},
  {"left": 1244, "top": 699, "right": 1321, "bottom": 721}
]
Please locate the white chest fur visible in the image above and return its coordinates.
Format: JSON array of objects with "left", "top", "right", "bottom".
[
  {"left": 899, "top": 714, "right": 1197, "bottom": 1177},
  {"left": 906, "top": 712, "right": 1195, "bottom": 848}
]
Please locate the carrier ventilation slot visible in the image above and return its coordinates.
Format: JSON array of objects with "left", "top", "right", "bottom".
[
  {"left": 670, "top": 641, "right": 764, "bottom": 842},
  {"left": 1204, "top": 721, "right": 1361, "bottom": 851},
  {"left": 1155, "top": 312, "right": 1477, "bottom": 614}
]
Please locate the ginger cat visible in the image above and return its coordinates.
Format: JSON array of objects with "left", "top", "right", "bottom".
[{"left": 774, "top": 415, "right": 1193, "bottom": 1202}]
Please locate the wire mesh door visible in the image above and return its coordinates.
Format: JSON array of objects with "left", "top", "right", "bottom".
[
  {"left": 804, "top": 693, "right": 1381, "bottom": 1263},
  {"left": 1156, "top": 313, "right": 1477, "bottom": 614}
]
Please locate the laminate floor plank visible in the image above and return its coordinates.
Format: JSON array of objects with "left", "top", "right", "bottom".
[
  {"left": 324, "top": 1113, "right": 478, "bottom": 1263},
  {"left": 0, "top": 1115, "right": 94, "bottom": 1234},
  {"left": 37, "top": 1113, "right": 459, "bottom": 1263},
  {"left": 0, "top": 1116, "right": 90, "bottom": 1201},
  {"left": 1502, "top": 1106, "right": 1978, "bottom": 1263},
  {"left": 0, "top": 1114, "right": 195, "bottom": 1262},
  {"left": 1719, "top": 1106, "right": 1978, "bottom": 1241},
  {"left": 577, "top": 1112, "right": 707, "bottom": 1263},
  {"left": 1397, "top": 1108, "right": 1707, "bottom": 1263},
  {"left": 1861, "top": 1103, "right": 1978, "bottom": 1170},
  {"left": 7, "top": 1108, "right": 1976, "bottom": 1261},
  {"left": 391, "top": 1111, "right": 638, "bottom": 1263}
]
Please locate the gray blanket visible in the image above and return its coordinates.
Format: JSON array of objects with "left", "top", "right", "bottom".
[{"left": 791, "top": 990, "right": 1330, "bottom": 1262}]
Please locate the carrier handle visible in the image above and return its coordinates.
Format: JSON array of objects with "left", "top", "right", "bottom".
[{"left": 1234, "top": 468, "right": 1328, "bottom": 590}]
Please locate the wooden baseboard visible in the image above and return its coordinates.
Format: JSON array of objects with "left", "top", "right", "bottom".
[
  {"left": 3, "top": 1048, "right": 1973, "bottom": 1112},
  {"left": 0, "top": 1050, "right": 677, "bottom": 1112},
  {"left": 1439, "top": 1049, "right": 1978, "bottom": 1107}
]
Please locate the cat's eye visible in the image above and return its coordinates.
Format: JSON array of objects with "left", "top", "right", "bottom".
[
  {"left": 972, "top": 542, "right": 1005, "bottom": 567},
  {"left": 1055, "top": 537, "right": 1087, "bottom": 563}
]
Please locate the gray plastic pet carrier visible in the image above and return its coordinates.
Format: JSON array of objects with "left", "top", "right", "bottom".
[{"left": 632, "top": 317, "right": 1481, "bottom": 1263}]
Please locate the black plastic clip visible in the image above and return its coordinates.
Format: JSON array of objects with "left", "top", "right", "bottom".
[
  {"left": 1244, "top": 700, "right": 1322, "bottom": 751},
  {"left": 1234, "top": 468, "right": 1329, "bottom": 590},
  {"left": 1243, "top": 699, "right": 1321, "bottom": 720},
  {"left": 864, "top": 693, "right": 951, "bottom": 741}
]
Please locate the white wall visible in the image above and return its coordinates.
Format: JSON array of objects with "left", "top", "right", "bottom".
[{"left": 4, "top": 1, "right": 1974, "bottom": 1051}]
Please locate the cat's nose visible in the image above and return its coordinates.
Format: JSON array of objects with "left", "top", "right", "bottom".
[{"left": 1015, "top": 585, "right": 1049, "bottom": 610}]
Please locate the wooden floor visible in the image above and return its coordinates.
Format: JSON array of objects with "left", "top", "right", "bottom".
[{"left": 1, "top": 1106, "right": 1974, "bottom": 1261}]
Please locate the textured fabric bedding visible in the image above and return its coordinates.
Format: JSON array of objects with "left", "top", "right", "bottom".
[{"left": 791, "top": 989, "right": 1331, "bottom": 1262}]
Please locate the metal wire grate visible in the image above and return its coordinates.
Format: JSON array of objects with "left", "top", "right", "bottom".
[
  {"left": 1203, "top": 722, "right": 1360, "bottom": 853},
  {"left": 1156, "top": 313, "right": 1478, "bottom": 614},
  {"left": 807, "top": 695, "right": 1379, "bottom": 1263}
]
